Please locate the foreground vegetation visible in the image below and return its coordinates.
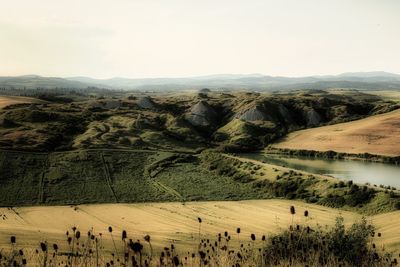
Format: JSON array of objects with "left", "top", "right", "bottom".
[
  {"left": 1, "top": 199, "right": 399, "bottom": 254},
  {"left": 0, "top": 206, "right": 396, "bottom": 266}
]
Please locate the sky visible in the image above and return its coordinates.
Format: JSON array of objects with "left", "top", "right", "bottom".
[{"left": 0, "top": 0, "right": 399, "bottom": 78}]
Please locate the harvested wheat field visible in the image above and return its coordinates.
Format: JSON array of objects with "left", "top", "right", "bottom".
[
  {"left": 0, "top": 96, "right": 44, "bottom": 109},
  {"left": 273, "top": 109, "right": 400, "bottom": 156},
  {"left": 0, "top": 199, "right": 399, "bottom": 253}
]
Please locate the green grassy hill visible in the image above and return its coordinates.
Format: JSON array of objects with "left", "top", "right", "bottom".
[
  {"left": 0, "top": 149, "right": 272, "bottom": 206},
  {"left": 1, "top": 149, "right": 399, "bottom": 215},
  {"left": 0, "top": 149, "right": 163, "bottom": 205}
]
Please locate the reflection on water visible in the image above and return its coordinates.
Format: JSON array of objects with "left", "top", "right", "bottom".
[{"left": 242, "top": 153, "right": 400, "bottom": 187}]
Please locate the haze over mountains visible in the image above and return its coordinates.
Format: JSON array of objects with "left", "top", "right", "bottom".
[{"left": 0, "top": 71, "right": 400, "bottom": 91}]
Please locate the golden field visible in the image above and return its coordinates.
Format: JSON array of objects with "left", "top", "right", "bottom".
[
  {"left": 0, "top": 199, "right": 399, "bottom": 254},
  {"left": 0, "top": 96, "right": 44, "bottom": 109},
  {"left": 273, "top": 109, "right": 400, "bottom": 156}
]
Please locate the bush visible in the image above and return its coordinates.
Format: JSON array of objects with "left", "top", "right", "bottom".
[
  {"left": 319, "top": 194, "right": 346, "bottom": 208},
  {"left": 269, "top": 177, "right": 312, "bottom": 199},
  {"left": 328, "top": 217, "right": 374, "bottom": 265},
  {"left": 346, "top": 184, "right": 375, "bottom": 206},
  {"left": 263, "top": 216, "right": 391, "bottom": 266}
]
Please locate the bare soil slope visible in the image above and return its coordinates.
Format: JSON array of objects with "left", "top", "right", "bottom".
[
  {"left": 0, "top": 96, "right": 44, "bottom": 109},
  {"left": 273, "top": 109, "right": 400, "bottom": 156}
]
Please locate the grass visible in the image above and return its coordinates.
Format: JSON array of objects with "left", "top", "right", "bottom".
[
  {"left": 368, "top": 90, "right": 400, "bottom": 103},
  {"left": 206, "top": 152, "right": 400, "bottom": 215},
  {"left": 0, "top": 202, "right": 397, "bottom": 266},
  {"left": 0, "top": 149, "right": 171, "bottom": 205},
  {"left": 1, "top": 149, "right": 399, "bottom": 216},
  {"left": 0, "top": 149, "right": 273, "bottom": 205}
]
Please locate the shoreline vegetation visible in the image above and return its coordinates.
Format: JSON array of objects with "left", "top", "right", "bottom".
[{"left": 265, "top": 147, "right": 400, "bottom": 165}]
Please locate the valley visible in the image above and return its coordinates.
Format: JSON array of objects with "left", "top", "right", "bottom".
[
  {"left": 1, "top": 89, "right": 400, "bottom": 265},
  {"left": 2, "top": 1, "right": 400, "bottom": 264},
  {"left": 1, "top": 89, "right": 399, "bottom": 211}
]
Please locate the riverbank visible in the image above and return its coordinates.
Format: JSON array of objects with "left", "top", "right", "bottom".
[{"left": 266, "top": 147, "right": 400, "bottom": 165}]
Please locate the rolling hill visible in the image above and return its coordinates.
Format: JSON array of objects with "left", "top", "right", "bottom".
[
  {"left": 273, "top": 108, "right": 400, "bottom": 157},
  {"left": 0, "top": 75, "right": 97, "bottom": 89},
  {"left": 0, "top": 72, "right": 400, "bottom": 90}
]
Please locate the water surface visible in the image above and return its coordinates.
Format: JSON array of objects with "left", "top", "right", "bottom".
[{"left": 242, "top": 153, "right": 400, "bottom": 188}]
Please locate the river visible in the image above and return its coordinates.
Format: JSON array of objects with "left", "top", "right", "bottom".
[{"left": 242, "top": 153, "right": 400, "bottom": 188}]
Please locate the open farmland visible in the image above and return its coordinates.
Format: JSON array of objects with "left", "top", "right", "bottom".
[
  {"left": 0, "top": 200, "right": 398, "bottom": 254},
  {"left": 273, "top": 108, "right": 400, "bottom": 157}
]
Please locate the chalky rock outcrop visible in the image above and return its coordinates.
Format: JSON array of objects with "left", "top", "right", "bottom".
[
  {"left": 277, "top": 104, "right": 294, "bottom": 125},
  {"left": 137, "top": 96, "right": 156, "bottom": 109},
  {"left": 305, "top": 108, "right": 322, "bottom": 127},
  {"left": 185, "top": 101, "right": 217, "bottom": 127},
  {"left": 239, "top": 106, "right": 271, "bottom": 122},
  {"left": 88, "top": 100, "right": 121, "bottom": 110}
]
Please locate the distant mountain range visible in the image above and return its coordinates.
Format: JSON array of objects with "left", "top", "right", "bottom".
[{"left": 0, "top": 71, "right": 400, "bottom": 91}]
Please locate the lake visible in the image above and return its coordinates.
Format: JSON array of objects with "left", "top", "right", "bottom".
[{"left": 242, "top": 153, "right": 400, "bottom": 188}]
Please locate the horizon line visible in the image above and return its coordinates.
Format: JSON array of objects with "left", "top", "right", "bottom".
[{"left": 1, "top": 70, "right": 399, "bottom": 80}]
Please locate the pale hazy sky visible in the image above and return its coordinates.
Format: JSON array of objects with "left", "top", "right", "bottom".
[{"left": 1, "top": 0, "right": 399, "bottom": 78}]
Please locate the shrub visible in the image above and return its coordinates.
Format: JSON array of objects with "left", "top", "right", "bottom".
[
  {"left": 263, "top": 216, "right": 391, "bottom": 266},
  {"left": 319, "top": 194, "right": 346, "bottom": 208},
  {"left": 346, "top": 185, "right": 375, "bottom": 206}
]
